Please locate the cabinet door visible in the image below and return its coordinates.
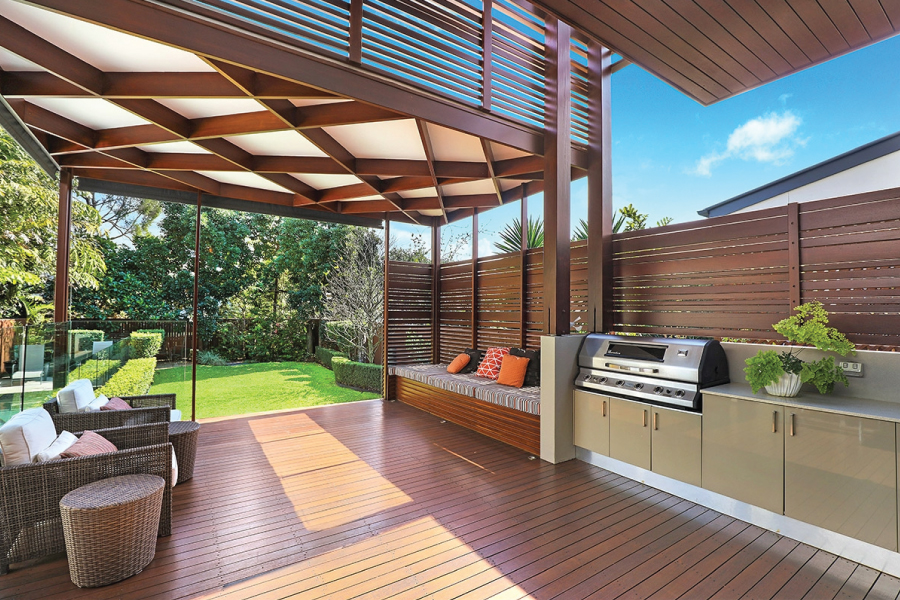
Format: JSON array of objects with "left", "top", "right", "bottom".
[
  {"left": 702, "top": 395, "right": 784, "bottom": 514},
  {"left": 651, "top": 407, "right": 702, "bottom": 487},
  {"left": 785, "top": 408, "right": 897, "bottom": 551},
  {"left": 573, "top": 390, "right": 610, "bottom": 456},
  {"left": 609, "top": 397, "right": 651, "bottom": 470}
]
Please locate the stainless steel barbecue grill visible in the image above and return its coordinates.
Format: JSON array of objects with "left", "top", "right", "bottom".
[{"left": 574, "top": 334, "right": 729, "bottom": 411}]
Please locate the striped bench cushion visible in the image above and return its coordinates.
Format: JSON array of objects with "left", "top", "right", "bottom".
[{"left": 389, "top": 364, "right": 541, "bottom": 416}]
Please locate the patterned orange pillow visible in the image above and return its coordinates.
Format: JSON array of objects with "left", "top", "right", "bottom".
[
  {"left": 447, "top": 353, "right": 471, "bottom": 374},
  {"left": 476, "top": 347, "right": 510, "bottom": 380},
  {"left": 497, "top": 354, "right": 530, "bottom": 388},
  {"left": 59, "top": 431, "right": 118, "bottom": 459}
]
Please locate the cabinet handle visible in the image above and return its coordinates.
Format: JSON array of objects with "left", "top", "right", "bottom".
[
  {"left": 642, "top": 410, "right": 647, "bottom": 427},
  {"left": 790, "top": 413, "right": 795, "bottom": 436},
  {"left": 772, "top": 411, "right": 777, "bottom": 433},
  {"left": 602, "top": 400, "right": 606, "bottom": 417},
  {"left": 653, "top": 412, "right": 658, "bottom": 430}
]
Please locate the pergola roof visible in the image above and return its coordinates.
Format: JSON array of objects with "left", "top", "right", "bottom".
[{"left": 0, "top": 0, "right": 552, "bottom": 227}]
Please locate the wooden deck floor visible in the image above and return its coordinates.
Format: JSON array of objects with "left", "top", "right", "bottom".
[{"left": 4, "top": 399, "right": 900, "bottom": 600}]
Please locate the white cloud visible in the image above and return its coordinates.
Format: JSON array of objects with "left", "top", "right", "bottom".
[{"left": 691, "top": 111, "right": 802, "bottom": 176}]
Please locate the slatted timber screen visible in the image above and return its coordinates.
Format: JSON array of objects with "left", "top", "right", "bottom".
[
  {"left": 438, "top": 260, "right": 473, "bottom": 363},
  {"left": 475, "top": 253, "right": 522, "bottom": 349},
  {"left": 491, "top": 0, "right": 545, "bottom": 127},
  {"left": 362, "top": 0, "right": 484, "bottom": 106},
  {"left": 798, "top": 189, "right": 900, "bottom": 348},
  {"left": 174, "top": 0, "right": 351, "bottom": 58},
  {"left": 523, "top": 247, "right": 544, "bottom": 349},
  {"left": 570, "top": 36, "right": 590, "bottom": 147},
  {"left": 386, "top": 260, "right": 433, "bottom": 365}
]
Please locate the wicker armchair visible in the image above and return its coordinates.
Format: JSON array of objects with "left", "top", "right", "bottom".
[
  {"left": 43, "top": 393, "right": 177, "bottom": 431},
  {"left": 43, "top": 392, "right": 176, "bottom": 415},
  {"left": 0, "top": 422, "right": 172, "bottom": 575}
]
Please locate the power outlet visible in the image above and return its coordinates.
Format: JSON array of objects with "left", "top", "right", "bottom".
[{"left": 840, "top": 361, "right": 864, "bottom": 378}]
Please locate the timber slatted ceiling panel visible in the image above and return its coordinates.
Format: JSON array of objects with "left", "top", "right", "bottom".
[
  {"left": 570, "top": 240, "right": 589, "bottom": 333},
  {"left": 475, "top": 253, "right": 522, "bottom": 348},
  {"left": 173, "top": 0, "right": 351, "bottom": 58},
  {"left": 610, "top": 207, "right": 791, "bottom": 340},
  {"left": 387, "top": 260, "right": 433, "bottom": 365},
  {"left": 799, "top": 189, "right": 900, "bottom": 347},
  {"left": 491, "top": 0, "right": 546, "bottom": 128},
  {"left": 363, "top": 0, "right": 484, "bottom": 106},
  {"left": 524, "top": 247, "right": 545, "bottom": 349},
  {"left": 439, "top": 260, "right": 473, "bottom": 362}
]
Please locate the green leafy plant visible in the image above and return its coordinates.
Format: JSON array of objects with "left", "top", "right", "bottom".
[
  {"left": 332, "top": 357, "right": 382, "bottom": 392},
  {"left": 494, "top": 216, "right": 545, "bottom": 253},
  {"left": 744, "top": 301, "right": 855, "bottom": 394},
  {"left": 197, "top": 350, "right": 228, "bottom": 366},
  {"left": 315, "top": 346, "right": 348, "bottom": 370},
  {"left": 97, "top": 357, "right": 157, "bottom": 397},
  {"left": 68, "top": 359, "right": 122, "bottom": 386},
  {"left": 128, "top": 331, "right": 163, "bottom": 358}
]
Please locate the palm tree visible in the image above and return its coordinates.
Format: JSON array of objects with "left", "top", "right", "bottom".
[{"left": 494, "top": 216, "right": 544, "bottom": 253}]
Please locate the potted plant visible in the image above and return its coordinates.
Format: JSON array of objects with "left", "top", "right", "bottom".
[{"left": 744, "top": 301, "right": 856, "bottom": 397}]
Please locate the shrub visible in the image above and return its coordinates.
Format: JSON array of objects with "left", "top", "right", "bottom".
[
  {"left": 69, "top": 329, "right": 104, "bottom": 352},
  {"left": 68, "top": 359, "right": 122, "bottom": 387},
  {"left": 332, "top": 357, "right": 382, "bottom": 393},
  {"left": 129, "top": 331, "right": 163, "bottom": 358},
  {"left": 97, "top": 358, "right": 157, "bottom": 397},
  {"left": 198, "top": 350, "right": 228, "bottom": 366},
  {"left": 315, "top": 346, "right": 347, "bottom": 370},
  {"left": 136, "top": 328, "right": 166, "bottom": 344}
]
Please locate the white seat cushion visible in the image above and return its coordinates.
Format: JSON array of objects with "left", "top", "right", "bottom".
[
  {"left": 171, "top": 447, "right": 179, "bottom": 487},
  {"left": 170, "top": 409, "right": 182, "bottom": 422},
  {"left": 57, "top": 379, "right": 96, "bottom": 413},
  {"left": 86, "top": 395, "right": 109, "bottom": 412},
  {"left": 33, "top": 431, "right": 78, "bottom": 462},
  {"left": 0, "top": 408, "right": 58, "bottom": 465}
]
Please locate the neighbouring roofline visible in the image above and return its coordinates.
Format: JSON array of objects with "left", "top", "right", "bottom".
[
  {"left": 698, "top": 131, "right": 900, "bottom": 218},
  {"left": 77, "top": 178, "right": 384, "bottom": 229}
]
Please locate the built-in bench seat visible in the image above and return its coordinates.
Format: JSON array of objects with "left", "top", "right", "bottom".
[{"left": 387, "top": 364, "right": 540, "bottom": 455}]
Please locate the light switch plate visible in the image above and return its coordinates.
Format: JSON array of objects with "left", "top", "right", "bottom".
[{"left": 839, "top": 361, "right": 863, "bottom": 377}]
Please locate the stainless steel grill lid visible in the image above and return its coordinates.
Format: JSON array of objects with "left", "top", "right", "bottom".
[{"left": 574, "top": 334, "right": 729, "bottom": 411}]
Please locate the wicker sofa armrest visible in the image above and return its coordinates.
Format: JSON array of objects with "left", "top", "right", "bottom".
[
  {"left": 42, "top": 400, "right": 60, "bottom": 415},
  {"left": 86, "top": 422, "right": 169, "bottom": 449},
  {"left": 0, "top": 442, "right": 172, "bottom": 574},
  {"left": 122, "top": 394, "right": 176, "bottom": 410},
  {"left": 51, "top": 406, "right": 169, "bottom": 434}
]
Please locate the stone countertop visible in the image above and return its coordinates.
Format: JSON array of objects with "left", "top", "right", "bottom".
[{"left": 705, "top": 382, "right": 900, "bottom": 423}]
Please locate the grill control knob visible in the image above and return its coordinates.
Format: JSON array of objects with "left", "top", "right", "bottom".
[
  {"left": 633, "top": 383, "right": 644, "bottom": 390},
  {"left": 615, "top": 380, "right": 625, "bottom": 387},
  {"left": 653, "top": 386, "right": 663, "bottom": 394},
  {"left": 675, "top": 390, "right": 685, "bottom": 398},
  {"left": 598, "top": 377, "right": 608, "bottom": 384}
]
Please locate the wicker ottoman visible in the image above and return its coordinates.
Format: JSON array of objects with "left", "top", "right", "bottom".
[
  {"left": 168, "top": 420, "right": 200, "bottom": 484},
  {"left": 60, "top": 474, "right": 165, "bottom": 588}
]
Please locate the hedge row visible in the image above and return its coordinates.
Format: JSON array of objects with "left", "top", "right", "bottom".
[
  {"left": 69, "top": 329, "right": 104, "bottom": 352},
  {"left": 315, "top": 346, "right": 348, "bottom": 370},
  {"left": 136, "top": 328, "right": 166, "bottom": 344},
  {"left": 332, "top": 357, "right": 382, "bottom": 393},
  {"left": 68, "top": 359, "right": 123, "bottom": 386},
  {"left": 97, "top": 357, "right": 157, "bottom": 397},
  {"left": 129, "top": 332, "right": 163, "bottom": 359}
]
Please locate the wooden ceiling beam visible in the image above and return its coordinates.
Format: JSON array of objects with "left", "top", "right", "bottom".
[
  {"left": 112, "top": 99, "right": 193, "bottom": 138},
  {"left": 432, "top": 161, "right": 491, "bottom": 179},
  {"left": 380, "top": 176, "right": 436, "bottom": 194},
  {"left": 10, "top": 100, "right": 95, "bottom": 148},
  {"left": 493, "top": 155, "right": 543, "bottom": 177},
  {"left": 319, "top": 182, "right": 380, "bottom": 202},
  {"left": 296, "top": 102, "right": 401, "bottom": 128},
  {"left": 481, "top": 139, "right": 504, "bottom": 205},
  {"left": 415, "top": 120, "right": 448, "bottom": 224},
  {"left": 251, "top": 156, "right": 347, "bottom": 174},
  {"left": 443, "top": 194, "right": 501, "bottom": 209},
  {"left": 355, "top": 159, "right": 431, "bottom": 177},
  {"left": 401, "top": 197, "right": 443, "bottom": 210},
  {"left": 338, "top": 200, "right": 399, "bottom": 214}
]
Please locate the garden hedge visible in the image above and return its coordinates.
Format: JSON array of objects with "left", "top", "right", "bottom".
[
  {"left": 69, "top": 329, "right": 104, "bottom": 352},
  {"left": 129, "top": 331, "right": 163, "bottom": 358},
  {"left": 68, "top": 359, "right": 122, "bottom": 386},
  {"left": 332, "top": 357, "right": 382, "bottom": 393},
  {"left": 97, "top": 357, "right": 157, "bottom": 397},
  {"left": 136, "top": 328, "right": 166, "bottom": 343},
  {"left": 315, "top": 346, "right": 348, "bottom": 370}
]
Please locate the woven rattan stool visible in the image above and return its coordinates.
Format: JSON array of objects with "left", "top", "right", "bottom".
[
  {"left": 60, "top": 474, "right": 165, "bottom": 588},
  {"left": 168, "top": 420, "right": 200, "bottom": 483}
]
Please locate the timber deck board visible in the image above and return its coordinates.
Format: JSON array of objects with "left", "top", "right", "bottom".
[{"left": 3, "top": 399, "right": 900, "bottom": 600}]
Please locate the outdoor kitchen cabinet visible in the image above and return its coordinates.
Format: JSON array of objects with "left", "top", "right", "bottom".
[
  {"left": 702, "top": 394, "right": 785, "bottom": 514},
  {"left": 784, "top": 408, "right": 897, "bottom": 551},
  {"left": 609, "top": 397, "right": 651, "bottom": 470},
  {"left": 650, "top": 406, "right": 701, "bottom": 487},
  {"left": 573, "top": 390, "right": 610, "bottom": 456}
]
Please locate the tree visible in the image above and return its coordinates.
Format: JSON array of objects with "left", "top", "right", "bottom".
[
  {"left": 0, "top": 127, "right": 105, "bottom": 319},
  {"left": 84, "top": 193, "right": 162, "bottom": 243},
  {"left": 572, "top": 204, "right": 674, "bottom": 241},
  {"left": 323, "top": 228, "right": 383, "bottom": 363}
]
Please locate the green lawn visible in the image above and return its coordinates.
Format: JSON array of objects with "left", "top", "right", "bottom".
[{"left": 150, "top": 361, "right": 380, "bottom": 419}]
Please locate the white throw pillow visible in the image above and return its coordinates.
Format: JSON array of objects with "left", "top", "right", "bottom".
[
  {"left": 0, "top": 408, "right": 58, "bottom": 465},
  {"left": 170, "top": 409, "right": 182, "bottom": 422},
  {"left": 33, "top": 431, "right": 78, "bottom": 462},
  {"left": 171, "top": 447, "right": 178, "bottom": 487},
  {"left": 57, "top": 379, "right": 96, "bottom": 413},
  {"left": 86, "top": 395, "right": 109, "bottom": 412}
]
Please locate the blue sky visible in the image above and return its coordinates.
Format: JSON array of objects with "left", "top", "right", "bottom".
[{"left": 394, "top": 34, "right": 900, "bottom": 259}]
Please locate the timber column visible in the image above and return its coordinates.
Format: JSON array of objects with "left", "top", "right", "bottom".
[{"left": 54, "top": 169, "right": 72, "bottom": 322}]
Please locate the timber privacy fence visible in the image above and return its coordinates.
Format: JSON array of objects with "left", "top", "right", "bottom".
[{"left": 385, "top": 187, "right": 900, "bottom": 371}]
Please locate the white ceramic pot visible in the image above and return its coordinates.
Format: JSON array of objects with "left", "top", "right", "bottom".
[{"left": 765, "top": 372, "right": 802, "bottom": 397}]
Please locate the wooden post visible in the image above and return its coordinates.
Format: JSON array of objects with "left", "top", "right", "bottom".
[
  {"left": 520, "top": 192, "right": 528, "bottom": 348},
  {"left": 787, "top": 202, "right": 801, "bottom": 310},
  {"left": 543, "top": 19, "right": 572, "bottom": 336},
  {"left": 482, "top": 0, "right": 492, "bottom": 111},
  {"left": 191, "top": 191, "right": 201, "bottom": 422},
  {"left": 53, "top": 169, "right": 72, "bottom": 323},
  {"left": 349, "top": 0, "right": 362, "bottom": 64},
  {"left": 383, "top": 218, "right": 390, "bottom": 398},
  {"left": 471, "top": 211, "right": 479, "bottom": 348},
  {"left": 587, "top": 42, "right": 613, "bottom": 333},
  {"left": 431, "top": 223, "right": 441, "bottom": 363}
]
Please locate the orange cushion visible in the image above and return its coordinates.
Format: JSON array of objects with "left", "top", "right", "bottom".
[
  {"left": 497, "top": 354, "right": 530, "bottom": 388},
  {"left": 447, "top": 353, "right": 471, "bottom": 374},
  {"left": 476, "top": 347, "right": 509, "bottom": 380}
]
